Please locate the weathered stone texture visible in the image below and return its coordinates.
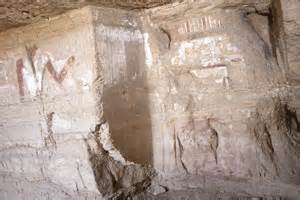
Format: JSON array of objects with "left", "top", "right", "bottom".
[
  {"left": 0, "top": 0, "right": 300, "bottom": 199},
  {"left": 0, "top": 7, "right": 102, "bottom": 199},
  {"left": 0, "top": 0, "right": 273, "bottom": 32},
  {"left": 0, "top": 0, "right": 174, "bottom": 32},
  {"left": 0, "top": 6, "right": 157, "bottom": 199},
  {"left": 92, "top": 7, "right": 153, "bottom": 165},
  {"left": 281, "top": 0, "right": 300, "bottom": 83},
  {"left": 139, "top": 2, "right": 300, "bottom": 199}
]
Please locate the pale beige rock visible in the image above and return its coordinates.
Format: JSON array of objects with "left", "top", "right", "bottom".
[{"left": 0, "top": 0, "right": 300, "bottom": 199}]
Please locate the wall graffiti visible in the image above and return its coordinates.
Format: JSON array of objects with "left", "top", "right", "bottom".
[{"left": 16, "top": 45, "right": 75, "bottom": 97}]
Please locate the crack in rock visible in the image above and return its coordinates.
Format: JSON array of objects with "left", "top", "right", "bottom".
[
  {"left": 44, "top": 112, "right": 56, "bottom": 147},
  {"left": 207, "top": 119, "right": 219, "bottom": 165},
  {"left": 176, "top": 135, "right": 189, "bottom": 174},
  {"left": 98, "top": 122, "right": 133, "bottom": 165},
  {"left": 84, "top": 123, "right": 154, "bottom": 198}
]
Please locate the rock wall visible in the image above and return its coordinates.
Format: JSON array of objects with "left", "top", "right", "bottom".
[
  {"left": 0, "top": 7, "right": 103, "bottom": 199},
  {"left": 140, "top": 5, "right": 300, "bottom": 198},
  {"left": 0, "top": 1, "right": 300, "bottom": 199},
  {"left": 0, "top": 6, "right": 156, "bottom": 200},
  {"left": 279, "top": 0, "right": 300, "bottom": 131},
  {"left": 280, "top": 0, "right": 300, "bottom": 84},
  {"left": 92, "top": 7, "right": 153, "bottom": 165}
]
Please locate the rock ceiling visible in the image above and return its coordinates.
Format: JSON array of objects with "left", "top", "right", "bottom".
[
  {"left": 0, "top": 0, "right": 173, "bottom": 32},
  {"left": 0, "top": 0, "right": 271, "bottom": 32}
]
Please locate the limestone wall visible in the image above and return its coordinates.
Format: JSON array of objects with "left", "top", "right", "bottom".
[
  {"left": 0, "top": 6, "right": 154, "bottom": 199},
  {"left": 142, "top": 6, "right": 300, "bottom": 197},
  {"left": 281, "top": 0, "right": 300, "bottom": 84},
  {"left": 0, "top": 2, "right": 299, "bottom": 199},
  {"left": 92, "top": 7, "right": 153, "bottom": 165},
  {"left": 0, "top": 7, "right": 101, "bottom": 199}
]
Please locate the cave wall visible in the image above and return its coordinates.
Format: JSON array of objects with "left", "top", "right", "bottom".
[
  {"left": 0, "top": 7, "right": 101, "bottom": 199},
  {"left": 92, "top": 7, "right": 153, "bottom": 165},
  {"left": 0, "top": 6, "right": 155, "bottom": 199},
  {"left": 279, "top": 0, "right": 300, "bottom": 126},
  {"left": 0, "top": 1, "right": 300, "bottom": 199},
  {"left": 280, "top": 0, "right": 300, "bottom": 84},
  {"left": 141, "top": 7, "right": 300, "bottom": 198}
]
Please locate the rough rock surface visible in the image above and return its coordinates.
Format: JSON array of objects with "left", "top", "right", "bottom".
[
  {"left": 0, "top": 0, "right": 272, "bottom": 32},
  {"left": 0, "top": 7, "right": 153, "bottom": 199},
  {"left": 280, "top": 0, "right": 300, "bottom": 84},
  {"left": 0, "top": 0, "right": 300, "bottom": 199},
  {"left": 0, "top": 0, "right": 173, "bottom": 32}
]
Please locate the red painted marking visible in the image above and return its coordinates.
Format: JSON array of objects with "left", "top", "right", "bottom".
[
  {"left": 16, "top": 59, "right": 25, "bottom": 96},
  {"left": 16, "top": 53, "right": 75, "bottom": 97},
  {"left": 44, "top": 56, "right": 75, "bottom": 84}
]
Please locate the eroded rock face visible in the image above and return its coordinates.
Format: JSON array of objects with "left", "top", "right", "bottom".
[
  {"left": 0, "top": 7, "right": 98, "bottom": 198},
  {"left": 0, "top": 0, "right": 300, "bottom": 199},
  {"left": 280, "top": 0, "right": 300, "bottom": 84},
  {"left": 0, "top": 0, "right": 174, "bottom": 32},
  {"left": 140, "top": 5, "right": 299, "bottom": 198},
  {"left": 0, "top": 7, "right": 153, "bottom": 199},
  {"left": 0, "top": 0, "right": 272, "bottom": 32}
]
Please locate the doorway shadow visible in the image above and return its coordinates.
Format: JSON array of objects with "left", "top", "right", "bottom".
[{"left": 101, "top": 39, "right": 153, "bottom": 166}]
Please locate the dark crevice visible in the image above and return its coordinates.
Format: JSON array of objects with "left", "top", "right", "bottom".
[
  {"left": 208, "top": 119, "right": 219, "bottom": 165},
  {"left": 245, "top": 11, "right": 273, "bottom": 60},
  {"left": 84, "top": 124, "right": 154, "bottom": 198},
  {"left": 176, "top": 135, "right": 189, "bottom": 174},
  {"left": 159, "top": 27, "right": 172, "bottom": 49}
]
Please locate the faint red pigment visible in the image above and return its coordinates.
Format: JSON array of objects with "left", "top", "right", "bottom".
[
  {"left": 16, "top": 48, "right": 75, "bottom": 96},
  {"left": 44, "top": 56, "right": 75, "bottom": 84},
  {"left": 16, "top": 59, "right": 24, "bottom": 96}
]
